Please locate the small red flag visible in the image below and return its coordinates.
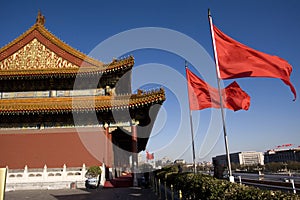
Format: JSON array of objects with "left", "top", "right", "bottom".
[
  {"left": 146, "top": 151, "right": 154, "bottom": 160},
  {"left": 186, "top": 68, "right": 250, "bottom": 111},
  {"left": 213, "top": 25, "right": 296, "bottom": 100}
]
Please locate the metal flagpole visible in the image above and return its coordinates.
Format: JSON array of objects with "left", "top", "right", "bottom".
[
  {"left": 185, "top": 61, "right": 197, "bottom": 174},
  {"left": 208, "top": 9, "right": 234, "bottom": 182}
]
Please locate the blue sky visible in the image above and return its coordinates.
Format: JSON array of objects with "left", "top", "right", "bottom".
[{"left": 1, "top": 0, "right": 300, "bottom": 163}]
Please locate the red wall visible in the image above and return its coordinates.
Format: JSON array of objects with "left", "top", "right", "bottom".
[{"left": 0, "top": 127, "right": 107, "bottom": 169}]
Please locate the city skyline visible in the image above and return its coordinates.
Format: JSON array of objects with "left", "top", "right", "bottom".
[{"left": 1, "top": 0, "right": 300, "bottom": 163}]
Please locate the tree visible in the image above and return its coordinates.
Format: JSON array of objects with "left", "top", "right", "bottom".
[
  {"left": 264, "top": 162, "right": 285, "bottom": 173},
  {"left": 287, "top": 161, "right": 300, "bottom": 171},
  {"left": 139, "top": 163, "right": 153, "bottom": 172},
  {"left": 85, "top": 166, "right": 102, "bottom": 178}
]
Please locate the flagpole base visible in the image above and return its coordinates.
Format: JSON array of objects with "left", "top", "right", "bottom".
[{"left": 229, "top": 175, "right": 235, "bottom": 183}]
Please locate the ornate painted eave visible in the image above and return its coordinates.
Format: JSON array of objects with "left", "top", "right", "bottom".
[
  {"left": 0, "top": 12, "right": 134, "bottom": 78},
  {"left": 0, "top": 56, "right": 134, "bottom": 79},
  {"left": 0, "top": 88, "right": 165, "bottom": 115}
]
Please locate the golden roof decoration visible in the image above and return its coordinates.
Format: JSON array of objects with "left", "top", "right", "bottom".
[
  {"left": 0, "top": 11, "right": 133, "bottom": 76},
  {"left": 0, "top": 38, "right": 79, "bottom": 71},
  {"left": 0, "top": 56, "right": 134, "bottom": 78},
  {"left": 0, "top": 11, "right": 103, "bottom": 68},
  {"left": 36, "top": 10, "right": 45, "bottom": 26}
]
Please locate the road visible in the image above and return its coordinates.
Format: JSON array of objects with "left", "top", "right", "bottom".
[
  {"left": 233, "top": 172, "right": 300, "bottom": 193},
  {"left": 233, "top": 172, "right": 300, "bottom": 183},
  {"left": 5, "top": 187, "right": 158, "bottom": 200}
]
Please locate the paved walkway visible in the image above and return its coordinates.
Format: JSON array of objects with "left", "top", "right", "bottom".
[{"left": 5, "top": 187, "right": 158, "bottom": 200}]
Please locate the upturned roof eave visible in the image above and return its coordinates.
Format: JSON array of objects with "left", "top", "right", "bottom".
[{"left": 0, "top": 89, "right": 166, "bottom": 114}]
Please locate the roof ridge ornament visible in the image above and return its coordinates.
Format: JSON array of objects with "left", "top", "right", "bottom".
[{"left": 36, "top": 10, "right": 45, "bottom": 26}]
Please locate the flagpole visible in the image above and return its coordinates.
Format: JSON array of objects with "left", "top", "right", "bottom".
[
  {"left": 208, "top": 9, "right": 234, "bottom": 182},
  {"left": 185, "top": 61, "right": 197, "bottom": 174}
]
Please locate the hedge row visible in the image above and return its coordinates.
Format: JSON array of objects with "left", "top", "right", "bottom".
[{"left": 154, "top": 166, "right": 299, "bottom": 200}]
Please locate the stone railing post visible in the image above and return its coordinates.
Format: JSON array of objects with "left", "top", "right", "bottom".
[
  {"left": 155, "top": 178, "right": 158, "bottom": 195},
  {"left": 62, "top": 164, "right": 67, "bottom": 180},
  {"left": 24, "top": 165, "right": 28, "bottom": 181},
  {"left": 291, "top": 179, "right": 296, "bottom": 194},
  {"left": 0, "top": 167, "right": 7, "bottom": 200},
  {"left": 179, "top": 190, "right": 182, "bottom": 200},
  {"left": 43, "top": 165, "right": 47, "bottom": 181},
  {"left": 158, "top": 179, "right": 161, "bottom": 199},
  {"left": 82, "top": 163, "right": 86, "bottom": 180},
  {"left": 171, "top": 184, "right": 174, "bottom": 200},
  {"left": 100, "top": 163, "right": 106, "bottom": 186},
  {"left": 165, "top": 180, "right": 168, "bottom": 200}
]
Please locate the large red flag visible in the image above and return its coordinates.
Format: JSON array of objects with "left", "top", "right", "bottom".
[
  {"left": 186, "top": 68, "right": 250, "bottom": 111},
  {"left": 213, "top": 25, "right": 296, "bottom": 100}
]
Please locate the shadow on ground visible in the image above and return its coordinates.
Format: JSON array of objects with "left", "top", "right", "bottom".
[{"left": 51, "top": 187, "right": 157, "bottom": 200}]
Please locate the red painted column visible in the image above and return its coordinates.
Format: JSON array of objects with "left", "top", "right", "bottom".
[
  {"left": 105, "top": 126, "right": 109, "bottom": 163},
  {"left": 131, "top": 123, "right": 138, "bottom": 186},
  {"left": 132, "top": 125, "right": 137, "bottom": 156},
  {"left": 108, "top": 130, "right": 113, "bottom": 167},
  {"left": 105, "top": 125, "right": 110, "bottom": 180}
]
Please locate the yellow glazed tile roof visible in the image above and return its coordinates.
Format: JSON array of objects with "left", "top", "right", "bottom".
[{"left": 0, "top": 89, "right": 165, "bottom": 114}]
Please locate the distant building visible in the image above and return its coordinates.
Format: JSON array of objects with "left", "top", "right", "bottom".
[
  {"left": 155, "top": 156, "right": 172, "bottom": 168},
  {"left": 161, "top": 156, "right": 173, "bottom": 165},
  {"left": 198, "top": 161, "right": 213, "bottom": 171},
  {"left": 264, "top": 148, "right": 300, "bottom": 163},
  {"left": 212, "top": 151, "right": 264, "bottom": 166},
  {"left": 174, "top": 159, "right": 186, "bottom": 164}
]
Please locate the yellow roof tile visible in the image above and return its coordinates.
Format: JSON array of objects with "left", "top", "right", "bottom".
[{"left": 0, "top": 89, "right": 165, "bottom": 114}]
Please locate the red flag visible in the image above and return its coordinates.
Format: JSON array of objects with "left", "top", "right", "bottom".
[
  {"left": 146, "top": 151, "right": 154, "bottom": 160},
  {"left": 150, "top": 153, "right": 154, "bottom": 160},
  {"left": 186, "top": 68, "right": 250, "bottom": 111},
  {"left": 213, "top": 25, "right": 296, "bottom": 100}
]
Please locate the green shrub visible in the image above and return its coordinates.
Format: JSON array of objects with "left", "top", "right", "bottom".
[
  {"left": 165, "top": 172, "right": 179, "bottom": 187},
  {"left": 154, "top": 167, "right": 299, "bottom": 200},
  {"left": 155, "top": 164, "right": 178, "bottom": 181},
  {"left": 85, "top": 166, "right": 102, "bottom": 178}
]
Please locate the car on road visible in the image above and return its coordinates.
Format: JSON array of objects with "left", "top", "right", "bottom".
[{"left": 85, "top": 177, "right": 99, "bottom": 189}]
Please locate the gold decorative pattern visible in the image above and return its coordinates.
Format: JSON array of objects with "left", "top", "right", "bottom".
[
  {"left": 0, "top": 23, "right": 104, "bottom": 68},
  {"left": 0, "top": 17, "right": 137, "bottom": 76},
  {"left": 0, "top": 56, "right": 134, "bottom": 77},
  {"left": 0, "top": 39, "right": 79, "bottom": 70}
]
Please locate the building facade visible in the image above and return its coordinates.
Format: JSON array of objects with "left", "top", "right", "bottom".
[
  {"left": 213, "top": 151, "right": 264, "bottom": 167},
  {"left": 0, "top": 11, "right": 165, "bottom": 177},
  {"left": 264, "top": 148, "right": 300, "bottom": 163}
]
